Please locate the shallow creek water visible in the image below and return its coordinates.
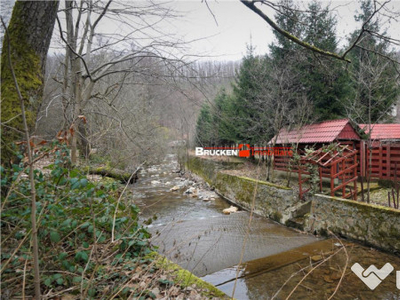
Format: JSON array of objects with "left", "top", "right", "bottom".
[{"left": 133, "top": 155, "right": 400, "bottom": 299}]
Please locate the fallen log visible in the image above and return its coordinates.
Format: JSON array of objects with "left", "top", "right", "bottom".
[{"left": 84, "top": 166, "right": 139, "bottom": 184}]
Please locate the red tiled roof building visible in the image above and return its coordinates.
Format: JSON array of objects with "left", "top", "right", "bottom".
[{"left": 272, "top": 119, "right": 360, "bottom": 145}]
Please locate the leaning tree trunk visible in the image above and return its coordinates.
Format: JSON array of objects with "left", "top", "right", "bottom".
[{"left": 1, "top": 0, "right": 59, "bottom": 164}]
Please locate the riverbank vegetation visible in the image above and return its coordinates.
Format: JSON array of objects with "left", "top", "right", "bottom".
[
  {"left": 1, "top": 143, "right": 147, "bottom": 297},
  {"left": 1, "top": 143, "right": 226, "bottom": 298}
]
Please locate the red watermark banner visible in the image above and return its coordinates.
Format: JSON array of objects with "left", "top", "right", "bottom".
[{"left": 195, "top": 144, "right": 293, "bottom": 157}]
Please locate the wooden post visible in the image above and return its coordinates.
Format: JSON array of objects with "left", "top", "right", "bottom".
[
  {"left": 331, "top": 163, "right": 334, "bottom": 197},
  {"left": 342, "top": 159, "right": 346, "bottom": 198},
  {"left": 387, "top": 142, "right": 391, "bottom": 180},
  {"left": 354, "top": 151, "right": 358, "bottom": 200},
  {"left": 319, "top": 166, "right": 323, "bottom": 192},
  {"left": 379, "top": 144, "right": 383, "bottom": 178},
  {"left": 360, "top": 141, "right": 365, "bottom": 177}
]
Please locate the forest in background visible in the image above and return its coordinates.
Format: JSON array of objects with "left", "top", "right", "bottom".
[{"left": 1, "top": 0, "right": 240, "bottom": 169}]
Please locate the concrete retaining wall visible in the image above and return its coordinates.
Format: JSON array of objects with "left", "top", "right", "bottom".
[
  {"left": 187, "top": 156, "right": 400, "bottom": 254},
  {"left": 214, "top": 172, "right": 305, "bottom": 223},
  {"left": 306, "top": 194, "right": 400, "bottom": 253},
  {"left": 186, "top": 156, "right": 243, "bottom": 184},
  {"left": 187, "top": 156, "right": 310, "bottom": 224}
]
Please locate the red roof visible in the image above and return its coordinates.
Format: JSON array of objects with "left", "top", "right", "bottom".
[
  {"left": 359, "top": 124, "right": 400, "bottom": 140},
  {"left": 272, "top": 119, "right": 360, "bottom": 144}
]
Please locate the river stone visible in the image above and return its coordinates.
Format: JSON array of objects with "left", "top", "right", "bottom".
[
  {"left": 311, "top": 255, "right": 323, "bottom": 262},
  {"left": 223, "top": 206, "right": 238, "bottom": 214},
  {"left": 170, "top": 186, "right": 180, "bottom": 191},
  {"left": 184, "top": 187, "right": 196, "bottom": 194}
]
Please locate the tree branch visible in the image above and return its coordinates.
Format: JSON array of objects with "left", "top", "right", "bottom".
[
  {"left": 56, "top": 15, "right": 93, "bottom": 81},
  {"left": 240, "top": 0, "right": 351, "bottom": 62},
  {"left": 341, "top": 0, "right": 390, "bottom": 58}
]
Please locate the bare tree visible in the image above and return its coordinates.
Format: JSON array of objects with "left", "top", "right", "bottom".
[
  {"left": 344, "top": 52, "right": 399, "bottom": 202},
  {"left": 50, "top": 0, "right": 196, "bottom": 164},
  {"left": 241, "top": 53, "right": 313, "bottom": 180}
]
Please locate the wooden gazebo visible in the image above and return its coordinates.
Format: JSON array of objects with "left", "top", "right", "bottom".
[
  {"left": 269, "top": 119, "right": 361, "bottom": 200},
  {"left": 271, "top": 119, "right": 360, "bottom": 172}
]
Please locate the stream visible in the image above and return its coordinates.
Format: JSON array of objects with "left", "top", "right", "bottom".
[{"left": 133, "top": 154, "right": 400, "bottom": 299}]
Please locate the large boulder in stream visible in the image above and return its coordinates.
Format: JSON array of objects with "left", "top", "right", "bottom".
[{"left": 223, "top": 206, "right": 238, "bottom": 214}]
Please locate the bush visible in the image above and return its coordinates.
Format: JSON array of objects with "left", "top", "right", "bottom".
[{"left": 1, "top": 142, "right": 152, "bottom": 298}]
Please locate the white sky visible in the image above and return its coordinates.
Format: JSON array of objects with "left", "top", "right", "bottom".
[
  {"left": 2, "top": 0, "right": 399, "bottom": 61},
  {"left": 163, "top": 0, "right": 400, "bottom": 61}
]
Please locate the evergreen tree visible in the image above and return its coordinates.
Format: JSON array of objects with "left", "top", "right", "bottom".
[
  {"left": 302, "top": 1, "right": 350, "bottom": 120},
  {"left": 195, "top": 89, "right": 238, "bottom": 146},
  {"left": 195, "top": 103, "right": 214, "bottom": 146},
  {"left": 230, "top": 46, "right": 272, "bottom": 144},
  {"left": 269, "top": 0, "right": 304, "bottom": 61},
  {"left": 213, "top": 89, "right": 237, "bottom": 144},
  {"left": 270, "top": 0, "right": 350, "bottom": 121}
]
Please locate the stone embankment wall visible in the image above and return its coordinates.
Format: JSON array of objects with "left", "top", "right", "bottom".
[
  {"left": 187, "top": 156, "right": 304, "bottom": 223},
  {"left": 306, "top": 194, "right": 400, "bottom": 253},
  {"left": 187, "top": 156, "right": 400, "bottom": 254}
]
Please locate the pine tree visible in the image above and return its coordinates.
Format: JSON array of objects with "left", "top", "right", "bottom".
[
  {"left": 195, "top": 103, "right": 214, "bottom": 146},
  {"left": 214, "top": 89, "right": 237, "bottom": 144},
  {"left": 269, "top": 0, "right": 352, "bottom": 121},
  {"left": 269, "top": 0, "right": 304, "bottom": 62},
  {"left": 301, "top": 0, "right": 350, "bottom": 121},
  {"left": 230, "top": 45, "right": 271, "bottom": 144}
]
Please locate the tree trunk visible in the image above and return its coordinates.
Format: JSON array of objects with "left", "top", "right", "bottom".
[
  {"left": 1, "top": 0, "right": 59, "bottom": 164},
  {"left": 1, "top": 2, "right": 59, "bottom": 299},
  {"left": 85, "top": 166, "right": 139, "bottom": 184}
]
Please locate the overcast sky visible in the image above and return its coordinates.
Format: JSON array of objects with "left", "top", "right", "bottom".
[
  {"left": 1, "top": 0, "right": 399, "bottom": 61},
  {"left": 167, "top": 0, "right": 400, "bottom": 61}
]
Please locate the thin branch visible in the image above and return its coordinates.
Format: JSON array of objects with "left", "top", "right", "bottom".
[
  {"left": 92, "top": 0, "right": 113, "bottom": 30},
  {"left": 327, "top": 233, "right": 349, "bottom": 300},
  {"left": 202, "top": 0, "right": 219, "bottom": 26},
  {"left": 56, "top": 15, "right": 93, "bottom": 81},
  {"left": 240, "top": 0, "right": 351, "bottom": 63},
  {"left": 111, "top": 163, "right": 146, "bottom": 242},
  {"left": 342, "top": 0, "right": 391, "bottom": 58},
  {"left": 355, "top": 44, "right": 400, "bottom": 65}
]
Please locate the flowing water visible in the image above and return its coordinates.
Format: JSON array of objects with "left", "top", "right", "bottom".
[{"left": 133, "top": 154, "right": 400, "bottom": 299}]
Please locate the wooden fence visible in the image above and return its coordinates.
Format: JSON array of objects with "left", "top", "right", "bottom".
[
  {"left": 274, "top": 141, "right": 400, "bottom": 181},
  {"left": 361, "top": 141, "right": 400, "bottom": 180}
]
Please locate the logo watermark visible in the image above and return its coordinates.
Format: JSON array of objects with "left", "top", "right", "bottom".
[
  {"left": 398, "top": 271, "right": 400, "bottom": 289},
  {"left": 195, "top": 147, "right": 239, "bottom": 157},
  {"left": 351, "top": 262, "right": 398, "bottom": 290},
  {"left": 195, "top": 144, "right": 293, "bottom": 158}
]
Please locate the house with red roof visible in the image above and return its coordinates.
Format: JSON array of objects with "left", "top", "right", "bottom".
[
  {"left": 270, "top": 119, "right": 400, "bottom": 181},
  {"left": 272, "top": 119, "right": 360, "bottom": 147},
  {"left": 270, "top": 119, "right": 361, "bottom": 183},
  {"left": 269, "top": 119, "right": 361, "bottom": 199},
  {"left": 359, "top": 124, "right": 400, "bottom": 142}
]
